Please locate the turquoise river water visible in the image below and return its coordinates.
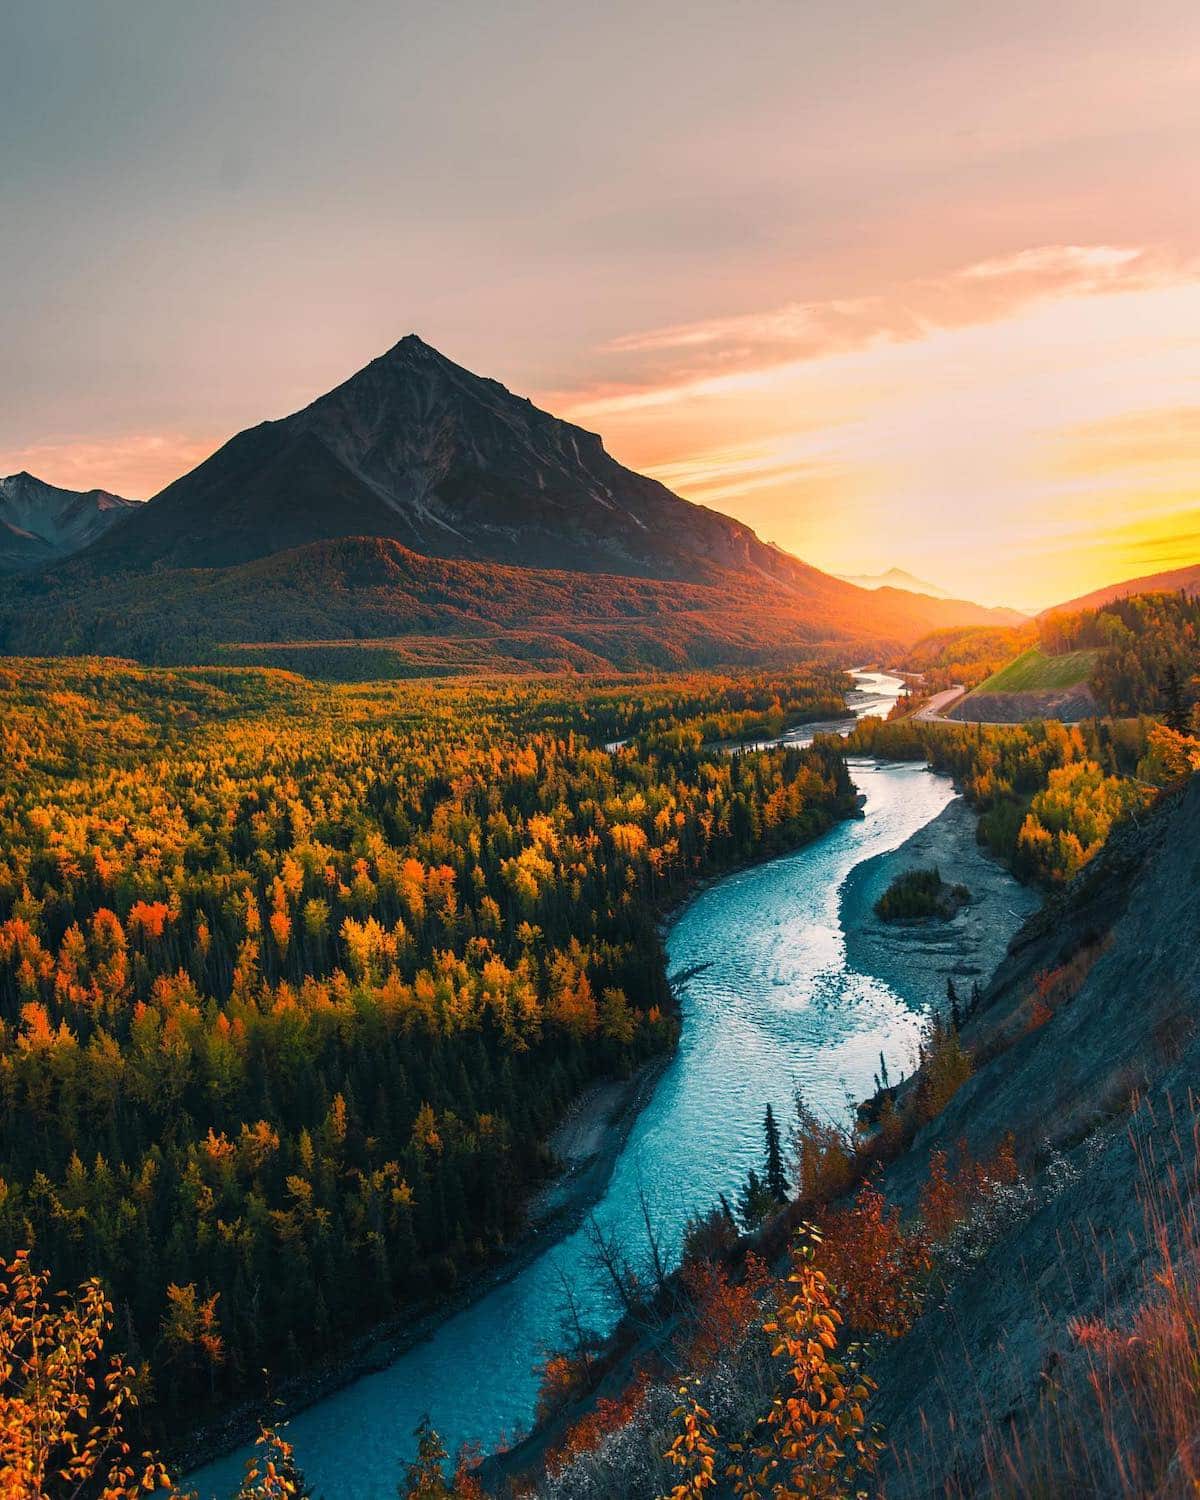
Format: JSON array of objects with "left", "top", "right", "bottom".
[{"left": 195, "top": 674, "right": 957, "bottom": 1497}]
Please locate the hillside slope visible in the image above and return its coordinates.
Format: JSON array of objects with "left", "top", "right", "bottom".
[
  {"left": 1048, "top": 560, "right": 1200, "bottom": 614},
  {"left": 946, "top": 645, "right": 1100, "bottom": 723},
  {"left": 479, "top": 773, "right": 1200, "bottom": 1499},
  {"left": 871, "top": 774, "right": 1200, "bottom": 1496},
  {"left": 0, "top": 535, "right": 1011, "bottom": 670}
]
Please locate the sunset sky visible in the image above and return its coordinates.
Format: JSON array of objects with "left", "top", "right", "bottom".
[{"left": 4, "top": 0, "right": 1198, "bottom": 610}]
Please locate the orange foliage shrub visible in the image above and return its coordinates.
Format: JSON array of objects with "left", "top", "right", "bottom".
[
  {"left": 663, "top": 1382, "right": 720, "bottom": 1497},
  {"left": 818, "top": 1184, "right": 931, "bottom": 1337},
  {"left": 0, "top": 1251, "right": 170, "bottom": 1497},
  {"left": 546, "top": 1371, "right": 649, "bottom": 1474},
  {"left": 914, "top": 1016, "right": 973, "bottom": 1123},
  {"left": 919, "top": 1136, "right": 1018, "bottom": 1242},
  {"left": 680, "top": 1253, "right": 770, "bottom": 1370},
  {"left": 730, "top": 1229, "right": 881, "bottom": 1499},
  {"left": 534, "top": 1352, "right": 587, "bottom": 1425}
]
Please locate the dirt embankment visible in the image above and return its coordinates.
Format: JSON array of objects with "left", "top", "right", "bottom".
[{"left": 947, "top": 684, "right": 1098, "bottom": 723}]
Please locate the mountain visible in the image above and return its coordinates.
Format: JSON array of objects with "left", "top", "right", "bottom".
[
  {"left": 7, "top": 336, "right": 1022, "bottom": 667},
  {"left": 1046, "top": 559, "right": 1200, "bottom": 615},
  {"left": 78, "top": 334, "right": 830, "bottom": 588},
  {"left": 0, "top": 472, "right": 139, "bottom": 570},
  {"left": 836, "top": 566, "right": 952, "bottom": 598}
]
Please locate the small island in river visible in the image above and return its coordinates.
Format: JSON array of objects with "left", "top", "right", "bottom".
[{"left": 840, "top": 787, "right": 1041, "bottom": 1017}]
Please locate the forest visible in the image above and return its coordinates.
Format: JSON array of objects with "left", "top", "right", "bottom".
[
  {"left": 839, "top": 714, "right": 1162, "bottom": 883},
  {"left": 901, "top": 590, "right": 1200, "bottom": 720},
  {"left": 1039, "top": 590, "right": 1200, "bottom": 719},
  {"left": 0, "top": 658, "right": 856, "bottom": 1451}
]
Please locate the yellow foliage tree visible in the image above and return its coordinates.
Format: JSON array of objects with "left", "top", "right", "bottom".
[{"left": 0, "top": 1250, "right": 170, "bottom": 1498}]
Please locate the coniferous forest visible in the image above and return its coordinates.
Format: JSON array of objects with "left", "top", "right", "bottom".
[{"left": 0, "top": 659, "right": 854, "bottom": 1442}]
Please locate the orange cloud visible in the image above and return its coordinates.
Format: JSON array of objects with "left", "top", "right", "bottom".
[
  {"left": 542, "top": 254, "right": 1200, "bottom": 611},
  {"left": 0, "top": 433, "right": 218, "bottom": 500},
  {"left": 550, "top": 244, "right": 1180, "bottom": 422}
]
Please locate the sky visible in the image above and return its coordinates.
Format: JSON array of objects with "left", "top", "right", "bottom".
[{"left": 3, "top": 0, "right": 1198, "bottom": 611}]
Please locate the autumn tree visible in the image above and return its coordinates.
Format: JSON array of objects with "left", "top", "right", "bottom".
[
  {"left": 0, "top": 1251, "right": 170, "bottom": 1499},
  {"left": 234, "top": 1426, "right": 312, "bottom": 1498},
  {"left": 729, "top": 1229, "right": 880, "bottom": 1500}
]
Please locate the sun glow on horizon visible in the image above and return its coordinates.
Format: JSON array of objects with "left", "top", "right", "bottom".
[{"left": 549, "top": 250, "right": 1200, "bottom": 612}]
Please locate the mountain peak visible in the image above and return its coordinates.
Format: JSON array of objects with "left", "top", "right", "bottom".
[
  {"left": 56, "top": 338, "right": 1017, "bottom": 651},
  {"left": 0, "top": 470, "right": 138, "bottom": 571},
  {"left": 379, "top": 332, "right": 448, "bottom": 367}
]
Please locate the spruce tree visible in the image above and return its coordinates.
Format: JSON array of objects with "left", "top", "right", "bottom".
[
  {"left": 737, "top": 1168, "right": 774, "bottom": 1230},
  {"left": 1163, "top": 662, "right": 1190, "bottom": 733},
  {"left": 764, "top": 1103, "right": 789, "bottom": 1203}
]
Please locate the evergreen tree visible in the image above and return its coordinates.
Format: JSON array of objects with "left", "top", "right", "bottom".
[
  {"left": 737, "top": 1168, "right": 774, "bottom": 1231},
  {"left": 1163, "top": 662, "right": 1190, "bottom": 733},
  {"left": 947, "top": 977, "right": 962, "bottom": 1032},
  {"left": 401, "top": 1416, "right": 453, "bottom": 1499},
  {"left": 763, "top": 1103, "right": 789, "bottom": 1203}
]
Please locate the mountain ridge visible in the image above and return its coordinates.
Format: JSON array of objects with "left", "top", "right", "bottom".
[
  {"left": 1046, "top": 559, "right": 1200, "bottom": 615},
  {"left": 0, "top": 470, "right": 139, "bottom": 570},
  {"left": 0, "top": 533, "right": 1021, "bottom": 671},
  {"left": 78, "top": 334, "right": 835, "bottom": 590}
]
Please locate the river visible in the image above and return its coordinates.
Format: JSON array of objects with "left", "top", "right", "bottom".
[{"left": 194, "top": 673, "right": 959, "bottom": 1497}]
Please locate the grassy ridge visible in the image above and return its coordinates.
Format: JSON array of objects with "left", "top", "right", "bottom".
[{"left": 974, "top": 645, "right": 1098, "bottom": 693}]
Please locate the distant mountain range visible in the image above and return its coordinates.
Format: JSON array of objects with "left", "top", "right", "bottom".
[
  {"left": 836, "top": 566, "right": 952, "bottom": 598},
  {"left": 1, "top": 336, "right": 1024, "bottom": 669},
  {"left": 1047, "top": 561, "right": 1200, "bottom": 615},
  {"left": 0, "top": 471, "right": 139, "bottom": 571}
]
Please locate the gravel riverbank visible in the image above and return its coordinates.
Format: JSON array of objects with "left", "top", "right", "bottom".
[{"left": 839, "top": 785, "right": 1041, "bottom": 1015}]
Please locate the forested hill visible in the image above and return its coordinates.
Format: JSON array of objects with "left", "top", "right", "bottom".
[
  {"left": 0, "top": 658, "right": 857, "bottom": 1453},
  {"left": 899, "top": 590, "right": 1200, "bottom": 724},
  {"left": 0, "top": 534, "right": 1020, "bottom": 672},
  {"left": 1039, "top": 589, "right": 1200, "bottom": 720}
]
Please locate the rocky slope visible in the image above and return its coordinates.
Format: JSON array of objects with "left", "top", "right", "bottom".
[
  {"left": 946, "top": 684, "right": 1099, "bottom": 723},
  {"left": 0, "top": 471, "right": 138, "bottom": 569}
]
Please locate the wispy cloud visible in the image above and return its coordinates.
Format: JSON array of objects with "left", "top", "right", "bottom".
[
  {"left": 557, "top": 244, "right": 1176, "bottom": 420},
  {"left": 958, "top": 244, "right": 1144, "bottom": 281}
]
